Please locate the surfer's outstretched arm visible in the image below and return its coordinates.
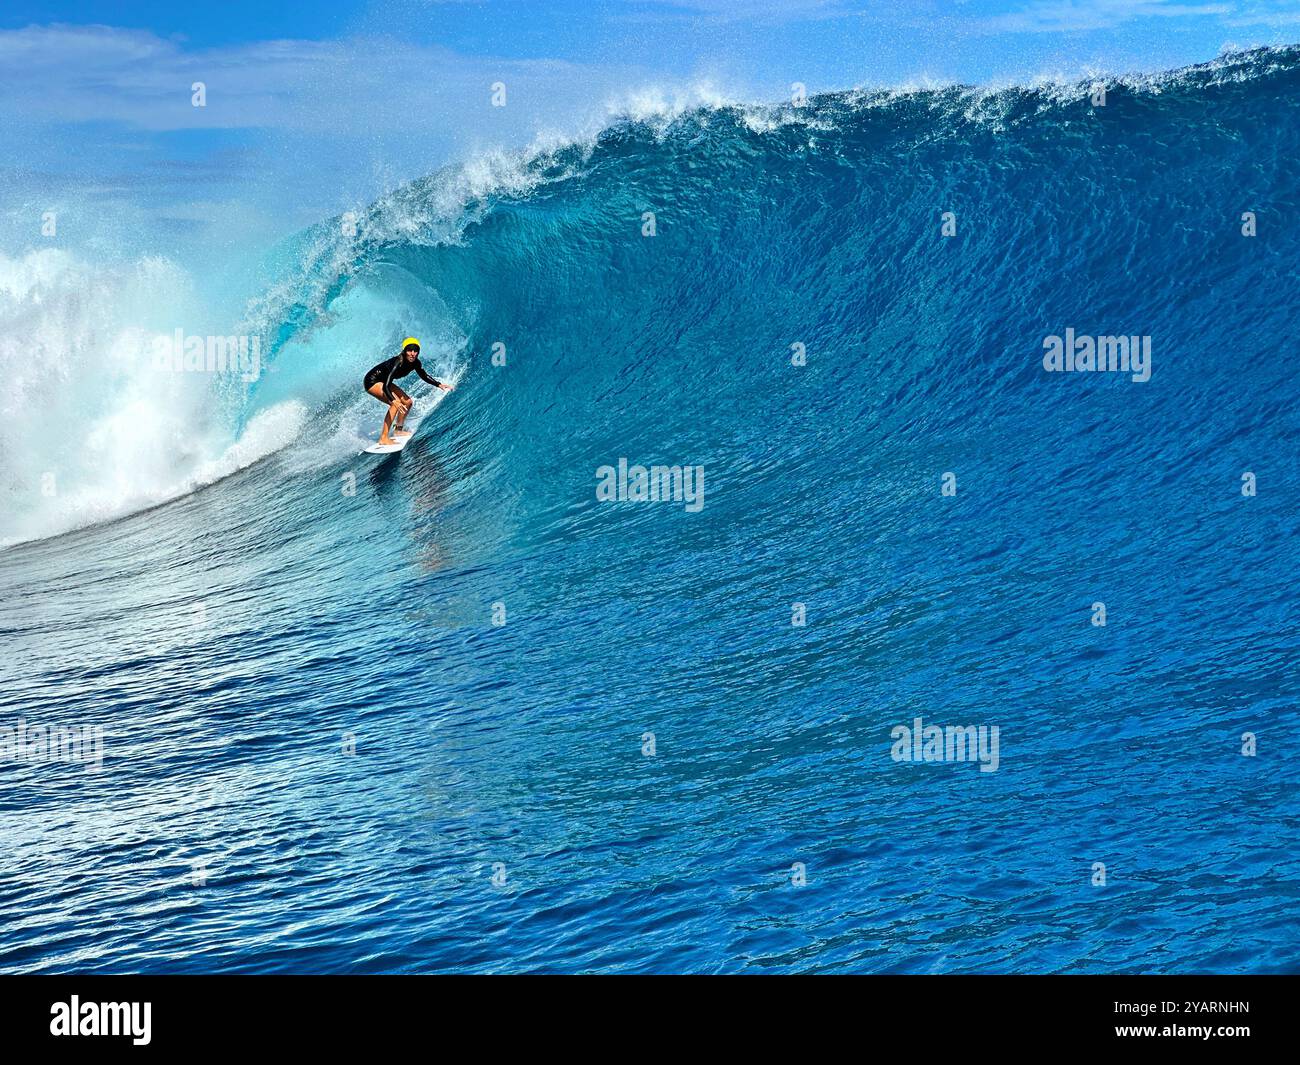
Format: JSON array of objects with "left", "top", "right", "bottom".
[{"left": 416, "top": 365, "right": 452, "bottom": 391}]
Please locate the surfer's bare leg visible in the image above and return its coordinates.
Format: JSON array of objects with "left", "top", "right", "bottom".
[
  {"left": 367, "top": 383, "right": 404, "bottom": 446},
  {"left": 391, "top": 387, "right": 413, "bottom": 435}
]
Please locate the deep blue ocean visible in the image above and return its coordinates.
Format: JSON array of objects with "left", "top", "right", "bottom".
[{"left": 1, "top": 48, "right": 1297, "bottom": 973}]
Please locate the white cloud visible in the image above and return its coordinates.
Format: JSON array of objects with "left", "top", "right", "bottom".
[
  {"left": 1222, "top": 4, "right": 1300, "bottom": 25},
  {"left": 618, "top": 0, "right": 857, "bottom": 25},
  {"left": 0, "top": 23, "right": 640, "bottom": 135},
  {"left": 0, "top": 22, "right": 667, "bottom": 247},
  {"left": 984, "top": 0, "right": 1234, "bottom": 33}
]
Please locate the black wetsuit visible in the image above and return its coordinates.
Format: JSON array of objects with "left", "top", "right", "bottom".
[{"left": 363, "top": 355, "right": 443, "bottom": 400}]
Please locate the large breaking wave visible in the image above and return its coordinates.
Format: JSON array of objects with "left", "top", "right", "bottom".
[{"left": 3, "top": 46, "right": 1299, "bottom": 546}]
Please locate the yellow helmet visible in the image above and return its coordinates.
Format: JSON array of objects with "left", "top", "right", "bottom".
[{"left": 400, "top": 337, "right": 420, "bottom": 352}]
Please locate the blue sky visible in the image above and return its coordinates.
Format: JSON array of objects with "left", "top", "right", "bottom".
[{"left": 2, "top": 1, "right": 1298, "bottom": 256}]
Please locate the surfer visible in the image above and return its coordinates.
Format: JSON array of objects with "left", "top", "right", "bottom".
[{"left": 363, "top": 338, "right": 452, "bottom": 446}]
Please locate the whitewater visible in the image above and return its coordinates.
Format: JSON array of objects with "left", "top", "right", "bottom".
[{"left": 1, "top": 48, "right": 1297, "bottom": 973}]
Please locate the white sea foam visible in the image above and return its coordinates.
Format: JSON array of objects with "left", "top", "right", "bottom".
[{"left": 0, "top": 249, "right": 301, "bottom": 547}]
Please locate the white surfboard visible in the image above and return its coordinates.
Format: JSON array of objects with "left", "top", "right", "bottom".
[
  {"left": 361, "top": 378, "right": 454, "bottom": 455},
  {"left": 363, "top": 425, "right": 417, "bottom": 455}
]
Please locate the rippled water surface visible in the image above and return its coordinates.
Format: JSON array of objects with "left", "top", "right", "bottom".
[{"left": 2, "top": 50, "right": 1298, "bottom": 973}]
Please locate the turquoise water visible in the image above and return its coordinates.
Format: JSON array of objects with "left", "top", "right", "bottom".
[{"left": 1, "top": 49, "right": 1297, "bottom": 973}]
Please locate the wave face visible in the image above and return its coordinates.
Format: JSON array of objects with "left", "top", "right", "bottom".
[{"left": 2, "top": 49, "right": 1299, "bottom": 973}]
